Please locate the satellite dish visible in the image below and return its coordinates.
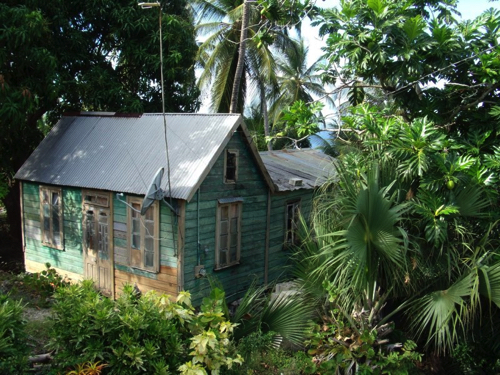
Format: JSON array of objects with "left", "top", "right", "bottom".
[{"left": 141, "top": 167, "right": 165, "bottom": 215}]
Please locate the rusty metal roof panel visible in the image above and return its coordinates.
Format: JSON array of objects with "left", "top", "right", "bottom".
[
  {"left": 15, "top": 113, "right": 241, "bottom": 200},
  {"left": 259, "top": 149, "right": 336, "bottom": 191}
]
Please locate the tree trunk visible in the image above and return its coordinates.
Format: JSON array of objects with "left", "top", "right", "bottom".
[
  {"left": 229, "top": 0, "right": 251, "bottom": 114},
  {"left": 259, "top": 82, "right": 272, "bottom": 151}
]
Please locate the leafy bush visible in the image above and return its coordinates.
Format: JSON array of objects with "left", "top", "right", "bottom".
[
  {"left": 307, "top": 323, "right": 421, "bottom": 375},
  {"left": 0, "top": 294, "right": 28, "bottom": 374},
  {"left": 49, "top": 281, "right": 242, "bottom": 374},
  {"left": 304, "top": 282, "right": 422, "bottom": 375},
  {"left": 179, "top": 288, "right": 243, "bottom": 374},
  {"left": 453, "top": 343, "right": 500, "bottom": 375},
  {"left": 1, "top": 263, "right": 68, "bottom": 307},
  {"left": 225, "top": 331, "right": 314, "bottom": 375},
  {"left": 19, "top": 263, "right": 68, "bottom": 305}
]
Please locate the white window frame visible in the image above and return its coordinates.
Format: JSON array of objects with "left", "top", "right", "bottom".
[
  {"left": 223, "top": 149, "right": 239, "bottom": 184},
  {"left": 127, "top": 197, "right": 160, "bottom": 273},
  {"left": 39, "top": 186, "right": 64, "bottom": 250},
  {"left": 215, "top": 201, "right": 242, "bottom": 270},
  {"left": 285, "top": 199, "right": 301, "bottom": 245}
]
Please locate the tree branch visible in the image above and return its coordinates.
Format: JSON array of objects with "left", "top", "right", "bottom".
[{"left": 447, "top": 83, "right": 499, "bottom": 121}]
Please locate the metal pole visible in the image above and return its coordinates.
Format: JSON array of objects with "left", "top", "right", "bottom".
[{"left": 158, "top": 7, "right": 174, "bottom": 208}]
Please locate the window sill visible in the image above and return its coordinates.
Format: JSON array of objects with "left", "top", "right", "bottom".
[
  {"left": 130, "top": 266, "right": 159, "bottom": 275},
  {"left": 213, "top": 261, "right": 240, "bottom": 272},
  {"left": 41, "top": 242, "right": 64, "bottom": 251}
]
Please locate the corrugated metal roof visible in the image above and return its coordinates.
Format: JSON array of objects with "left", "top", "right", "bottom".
[
  {"left": 15, "top": 113, "right": 243, "bottom": 200},
  {"left": 259, "top": 149, "right": 336, "bottom": 191}
]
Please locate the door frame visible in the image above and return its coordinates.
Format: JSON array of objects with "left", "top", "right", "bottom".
[{"left": 82, "top": 190, "right": 114, "bottom": 298}]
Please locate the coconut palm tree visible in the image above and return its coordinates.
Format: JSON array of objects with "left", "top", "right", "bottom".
[
  {"left": 229, "top": 0, "right": 250, "bottom": 113},
  {"left": 194, "top": 0, "right": 295, "bottom": 114},
  {"left": 268, "top": 38, "right": 332, "bottom": 125}
]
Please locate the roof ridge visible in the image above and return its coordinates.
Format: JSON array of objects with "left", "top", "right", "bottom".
[
  {"left": 142, "top": 113, "right": 240, "bottom": 116},
  {"left": 63, "top": 112, "right": 241, "bottom": 118}
]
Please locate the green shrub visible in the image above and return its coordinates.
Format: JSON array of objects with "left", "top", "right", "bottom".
[
  {"left": 2, "top": 263, "right": 68, "bottom": 307},
  {"left": 306, "top": 314, "right": 422, "bottom": 375},
  {"left": 20, "top": 263, "right": 67, "bottom": 299},
  {"left": 224, "top": 332, "right": 314, "bottom": 375},
  {"left": 0, "top": 294, "right": 28, "bottom": 374},
  {"left": 49, "top": 281, "right": 242, "bottom": 374},
  {"left": 453, "top": 343, "right": 500, "bottom": 374}
]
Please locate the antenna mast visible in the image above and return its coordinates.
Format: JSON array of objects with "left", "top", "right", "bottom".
[
  {"left": 139, "top": 2, "right": 173, "bottom": 206},
  {"left": 158, "top": 5, "right": 174, "bottom": 208}
]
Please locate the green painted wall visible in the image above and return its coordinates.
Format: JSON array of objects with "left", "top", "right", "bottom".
[
  {"left": 112, "top": 194, "right": 178, "bottom": 280},
  {"left": 22, "top": 182, "right": 83, "bottom": 275},
  {"left": 22, "top": 182, "right": 178, "bottom": 282},
  {"left": 267, "top": 190, "right": 314, "bottom": 283},
  {"left": 183, "top": 129, "right": 269, "bottom": 305}
]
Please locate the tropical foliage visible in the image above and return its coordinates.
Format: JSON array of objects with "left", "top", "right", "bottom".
[
  {"left": 0, "top": 295, "right": 28, "bottom": 374},
  {"left": 295, "top": 103, "right": 500, "bottom": 369},
  {"left": 315, "top": 0, "right": 500, "bottom": 128},
  {"left": 268, "top": 39, "right": 331, "bottom": 125},
  {"left": 286, "top": 7, "right": 500, "bottom": 365},
  {"left": 194, "top": 0, "right": 329, "bottom": 151},
  {"left": 49, "top": 281, "right": 242, "bottom": 374}
]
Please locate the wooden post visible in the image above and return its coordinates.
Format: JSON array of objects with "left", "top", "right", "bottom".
[
  {"left": 177, "top": 200, "right": 186, "bottom": 292},
  {"left": 109, "top": 191, "right": 115, "bottom": 299},
  {"left": 264, "top": 190, "right": 271, "bottom": 284},
  {"left": 19, "top": 182, "right": 26, "bottom": 257}
]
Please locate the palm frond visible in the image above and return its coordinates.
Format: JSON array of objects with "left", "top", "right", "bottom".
[
  {"left": 479, "top": 261, "right": 500, "bottom": 308},
  {"left": 409, "top": 275, "right": 473, "bottom": 353},
  {"left": 259, "top": 291, "right": 315, "bottom": 345}
]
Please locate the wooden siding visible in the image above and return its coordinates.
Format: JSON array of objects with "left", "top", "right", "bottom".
[
  {"left": 114, "top": 265, "right": 178, "bottom": 297},
  {"left": 184, "top": 130, "right": 269, "bottom": 305},
  {"left": 22, "top": 182, "right": 84, "bottom": 275},
  {"left": 25, "top": 259, "right": 83, "bottom": 282},
  {"left": 267, "top": 190, "right": 313, "bottom": 283},
  {"left": 112, "top": 194, "right": 178, "bottom": 297}
]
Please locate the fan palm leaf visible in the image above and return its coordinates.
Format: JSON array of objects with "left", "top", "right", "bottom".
[
  {"left": 218, "top": 279, "right": 315, "bottom": 346},
  {"left": 314, "top": 163, "right": 410, "bottom": 306},
  {"left": 409, "top": 275, "right": 472, "bottom": 354},
  {"left": 479, "top": 261, "right": 500, "bottom": 308}
]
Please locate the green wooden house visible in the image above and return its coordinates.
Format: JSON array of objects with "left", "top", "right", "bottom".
[{"left": 15, "top": 112, "right": 334, "bottom": 304}]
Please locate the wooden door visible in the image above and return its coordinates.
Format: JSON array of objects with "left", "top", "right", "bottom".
[{"left": 83, "top": 204, "right": 113, "bottom": 296}]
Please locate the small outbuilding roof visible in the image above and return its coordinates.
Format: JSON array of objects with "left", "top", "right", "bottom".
[
  {"left": 259, "top": 149, "right": 335, "bottom": 191},
  {"left": 15, "top": 112, "right": 273, "bottom": 201}
]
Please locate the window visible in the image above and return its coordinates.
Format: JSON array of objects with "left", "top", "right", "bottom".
[
  {"left": 83, "top": 191, "right": 109, "bottom": 207},
  {"left": 40, "top": 186, "right": 64, "bottom": 249},
  {"left": 224, "top": 149, "right": 239, "bottom": 183},
  {"left": 215, "top": 201, "right": 242, "bottom": 269},
  {"left": 127, "top": 198, "right": 159, "bottom": 272},
  {"left": 285, "top": 200, "right": 301, "bottom": 244}
]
